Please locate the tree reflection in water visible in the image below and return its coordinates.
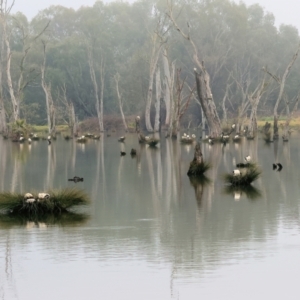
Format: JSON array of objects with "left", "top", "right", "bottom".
[{"left": 189, "top": 175, "right": 211, "bottom": 209}]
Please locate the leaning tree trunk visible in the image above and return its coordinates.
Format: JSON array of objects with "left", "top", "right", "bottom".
[
  {"left": 194, "top": 68, "right": 222, "bottom": 138},
  {"left": 167, "top": 7, "right": 221, "bottom": 138},
  {"left": 247, "top": 77, "right": 268, "bottom": 139}
]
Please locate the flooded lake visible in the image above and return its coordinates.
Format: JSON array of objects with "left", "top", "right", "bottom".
[{"left": 0, "top": 132, "right": 300, "bottom": 300}]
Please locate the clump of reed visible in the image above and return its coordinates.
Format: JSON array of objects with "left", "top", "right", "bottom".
[
  {"left": 224, "top": 165, "right": 261, "bottom": 186},
  {"left": 0, "top": 188, "right": 89, "bottom": 216},
  {"left": 187, "top": 160, "right": 211, "bottom": 176}
]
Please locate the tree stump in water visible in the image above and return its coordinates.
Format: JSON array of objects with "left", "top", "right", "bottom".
[
  {"left": 135, "top": 116, "right": 140, "bottom": 133},
  {"left": 187, "top": 143, "right": 210, "bottom": 176}
]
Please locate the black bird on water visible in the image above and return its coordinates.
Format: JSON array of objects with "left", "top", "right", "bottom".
[
  {"left": 273, "top": 163, "right": 283, "bottom": 171},
  {"left": 68, "top": 176, "right": 84, "bottom": 183},
  {"left": 130, "top": 148, "right": 137, "bottom": 156},
  {"left": 120, "top": 151, "right": 126, "bottom": 156}
]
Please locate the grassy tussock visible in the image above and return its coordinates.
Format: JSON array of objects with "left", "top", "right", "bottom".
[
  {"left": 187, "top": 160, "right": 211, "bottom": 176},
  {"left": 0, "top": 188, "right": 89, "bottom": 216},
  {"left": 224, "top": 165, "right": 261, "bottom": 186}
]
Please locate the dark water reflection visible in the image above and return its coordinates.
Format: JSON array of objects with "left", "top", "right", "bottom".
[{"left": 1, "top": 133, "right": 300, "bottom": 299}]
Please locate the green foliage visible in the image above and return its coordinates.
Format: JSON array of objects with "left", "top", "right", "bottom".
[
  {"left": 10, "top": 119, "right": 32, "bottom": 138},
  {"left": 3, "top": 0, "right": 300, "bottom": 127}
]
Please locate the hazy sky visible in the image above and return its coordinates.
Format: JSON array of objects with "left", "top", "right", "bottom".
[{"left": 11, "top": 0, "right": 300, "bottom": 31}]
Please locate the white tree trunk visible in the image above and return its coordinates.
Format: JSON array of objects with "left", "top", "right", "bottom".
[
  {"left": 154, "top": 67, "right": 161, "bottom": 132},
  {"left": 162, "top": 47, "right": 172, "bottom": 127},
  {"left": 4, "top": 21, "right": 19, "bottom": 121},
  {"left": 145, "top": 34, "right": 164, "bottom": 132},
  {"left": 0, "top": 20, "right": 7, "bottom": 133},
  {"left": 41, "top": 42, "right": 56, "bottom": 135},
  {"left": 114, "top": 73, "right": 128, "bottom": 132},
  {"left": 167, "top": 7, "right": 222, "bottom": 137},
  {"left": 87, "top": 46, "right": 104, "bottom": 132}
]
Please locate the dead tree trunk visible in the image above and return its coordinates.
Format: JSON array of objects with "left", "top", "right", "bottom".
[
  {"left": 61, "top": 84, "right": 77, "bottom": 137},
  {"left": 282, "top": 94, "right": 299, "bottom": 140},
  {"left": 264, "top": 44, "right": 300, "bottom": 140},
  {"left": 114, "top": 73, "right": 128, "bottom": 132},
  {"left": 145, "top": 34, "right": 164, "bottom": 132},
  {"left": 167, "top": 5, "right": 222, "bottom": 138},
  {"left": 3, "top": 20, "right": 19, "bottom": 121},
  {"left": 170, "top": 69, "right": 194, "bottom": 138},
  {"left": 135, "top": 116, "right": 141, "bottom": 133},
  {"left": 87, "top": 45, "right": 104, "bottom": 132},
  {"left": 194, "top": 68, "right": 221, "bottom": 138},
  {"left": 154, "top": 67, "right": 161, "bottom": 132},
  {"left": 0, "top": 14, "right": 7, "bottom": 133},
  {"left": 221, "top": 81, "right": 233, "bottom": 125},
  {"left": 247, "top": 76, "right": 268, "bottom": 139},
  {"left": 162, "top": 46, "right": 173, "bottom": 127},
  {"left": 41, "top": 42, "right": 56, "bottom": 135},
  {"left": 3, "top": 14, "right": 50, "bottom": 122}
]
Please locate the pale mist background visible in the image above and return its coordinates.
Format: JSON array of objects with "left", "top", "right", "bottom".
[{"left": 11, "top": 0, "right": 300, "bottom": 31}]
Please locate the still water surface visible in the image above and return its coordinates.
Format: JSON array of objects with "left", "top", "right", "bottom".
[{"left": 0, "top": 132, "right": 300, "bottom": 300}]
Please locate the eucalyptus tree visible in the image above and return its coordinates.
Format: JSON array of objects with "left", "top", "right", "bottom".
[
  {"left": 0, "top": 0, "right": 14, "bottom": 132},
  {"left": 3, "top": 11, "right": 49, "bottom": 122}
]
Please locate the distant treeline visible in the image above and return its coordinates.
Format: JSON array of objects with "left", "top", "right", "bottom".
[{"left": 1, "top": 0, "right": 299, "bottom": 128}]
